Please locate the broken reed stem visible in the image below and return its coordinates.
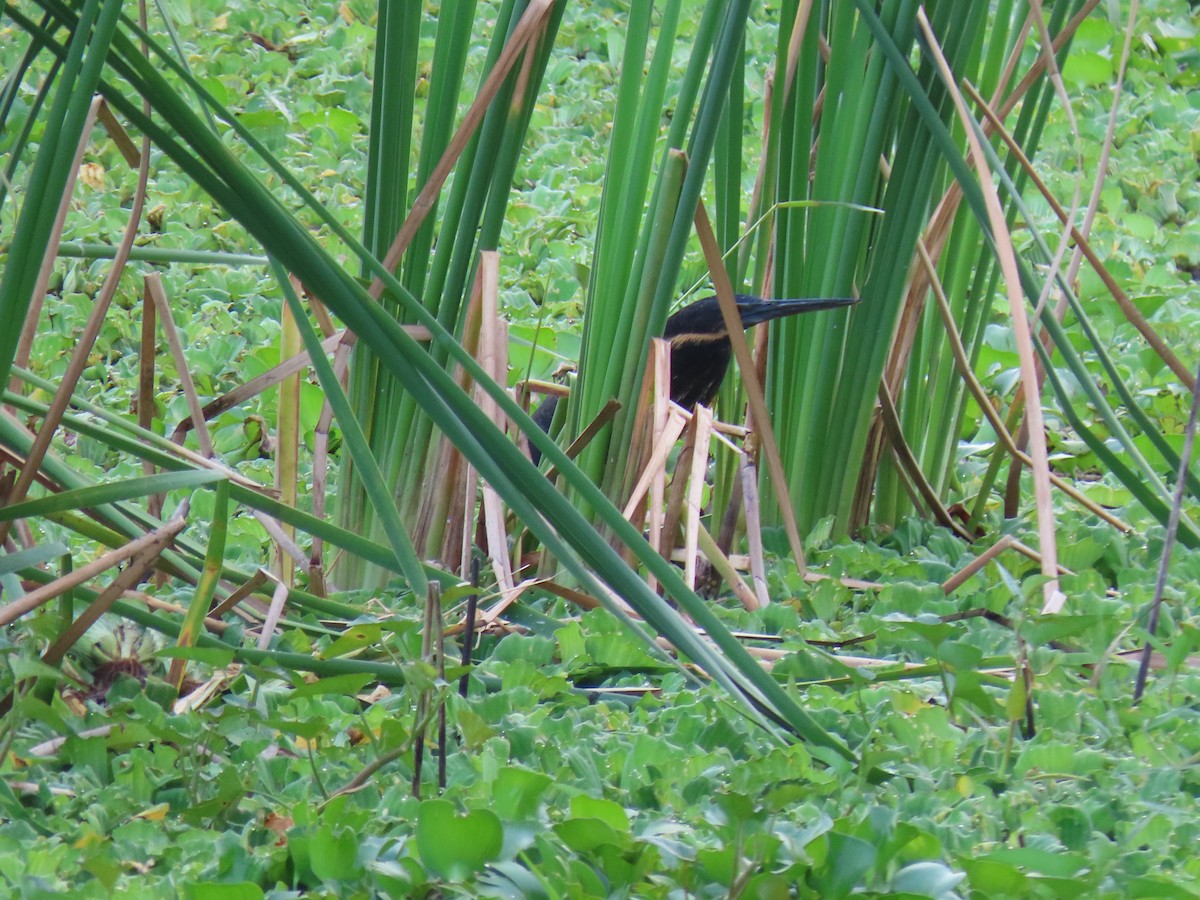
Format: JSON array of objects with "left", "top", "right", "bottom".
[
  {"left": 941, "top": 535, "right": 1015, "bottom": 595},
  {"left": 146, "top": 274, "right": 214, "bottom": 458},
  {"left": 877, "top": 381, "right": 975, "bottom": 541},
  {"left": 920, "top": 239, "right": 1130, "bottom": 533},
  {"left": 0, "top": 523, "right": 176, "bottom": 628}
]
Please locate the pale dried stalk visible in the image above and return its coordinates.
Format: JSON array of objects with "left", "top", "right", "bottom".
[
  {"left": 477, "top": 252, "right": 514, "bottom": 593},
  {"left": 890, "top": 1, "right": 1099, "bottom": 389},
  {"left": 941, "top": 535, "right": 1016, "bottom": 595},
  {"left": 420, "top": 275, "right": 483, "bottom": 565},
  {"left": 540, "top": 400, "right": 623, "bottom": 482},
  {"left": 672, "top": 548, "right": 751, "bottom": 569},
  {"left": 994, "top": 1, "right": 1102, "bottom": 125},
  {"left": 918, "top": 10, "right": 1061, "bottom": 611},
  {"left": 175, "top": 665, "right": 241, "bottom": 714},
  {"left": 139, "top": 274, "right": 161, "bottom": 520},
  {"left": 1060, "top": 0, "right": 1138, "bottom": 303},
  {"left": 304, "top": 289, "right": 338, "bottom": 337},
  {"left": 255, "top": 573, "right": 291, "bottom": 651},
  {"left": 275, "top": 278, "right": 302, "bottom": 586},
  {"left": 1024, "top": 0, "right": 1085, "bottom": 327},
  {"left": 7, "top": 782, "right": 76, "bottom": 798},
  {"left": 963, "top": 81, "right": 1194, "bottom": 392},
  {"left": 118, "top": 588, "right": 229, "bottom": 633},
  {"left": 651, "top": 635, "right": 923, "bottom": 674},
  {"left": 1002, "top": 2, "right": 1123, "bottom": 512},
  {"left": 740, "top": 459, "right": 772, "bottom": 609},
  {"left": 1008, "top": 539, "right": 1075, "bottom": 576},
  {"left": 95, "top": 101, "right": 141, "bottom": 167},
  {"left": 694, "top": 201, "right": 810, "bottom": 575},
  {"left": 459, "top": 451, "right": 480, "bottom": 580},
  {"left": 661, "top": 419, "right": 698, "bottom": 572},
  {"left": 476, "top": 578, "right": 544, "bottom": 629},
  {"left": 250, "top": 510, "right": 308, "bottom": 569},
  {"left": 696, "top": 523, "right": 760, "bottom": 612},
  {"left": 29, "top": 725, "right": 115, "bottom": 757},
  {"left": 779, "top": 0, "right": 816, "bottom": 103},
  {"left": 452, "top": 281, "right": 487, "bottom": 578},
  {"left": 623, "top": 409, "right": 688, "bottom": 520},
  {"left": 683, "top": 405, "right": 714, "bottom": 590},
  {"left": 1134, "top": 352, "right": 1200, "bottom": 702},
  {"left": 442, "top": 580, "right": 599, "bottom": 638},
  {"left": 308, "top": 341, "right": 353, "bottom": 594},
  {"left": 647, "top": 339, "right": 671, "bottom": 592},
  {"left": 174, "top": 329, "right": 418, "bottom": 442}
]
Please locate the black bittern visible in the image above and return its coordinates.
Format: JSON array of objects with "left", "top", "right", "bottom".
[{"left": 529, "top": 293, "right": 858, "bottom": 464}]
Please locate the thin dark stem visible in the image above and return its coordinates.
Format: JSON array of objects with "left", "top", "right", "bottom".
[
  {"left": 413, "top": 583, "right": 438, "bottom": 799},
  {"left": 1134, "top": 355, "right": 1200, "bottom": 703},
  {"left": 459, "top": 557, "right": 479, "bottom": 697},
  {"left": 307, "top": 738, "right": 329, "bottom": 802},
  {"left": 435, "top": 584, "right": 446, "bottom": 791},
  {"left": 411, "top": 704, "right": 425, "bottom": 800}
]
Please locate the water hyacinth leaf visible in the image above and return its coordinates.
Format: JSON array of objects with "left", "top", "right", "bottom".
[{"left": 416, "top": 799, "right": 503, "bottom": 881}]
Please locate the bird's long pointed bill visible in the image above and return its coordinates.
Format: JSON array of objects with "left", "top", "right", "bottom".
[{"left": 736, "top": 296, "right": 858, "bottom": 328}]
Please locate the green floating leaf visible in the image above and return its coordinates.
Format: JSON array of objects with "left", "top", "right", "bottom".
[
  {"left": 1124, "top": 875, "right": 1200, "bottom": 899},
  {"left": 490, "top": 766, "right": 553, "bottom": 821},
  {"left": 1022, "top": 614, "right": 1105, "bottom": 645},
  {"left": 10, "top": 657, "right": 68, "bottom": 683},
  {"left": 960, "top": 857, "right": 1028, "bottom": 896},
  {"left": 981, "top": 848, "right": 1088, "bottom": 879},
  {"left": 697, "top": 844, "right": 738, "bottom": 887},
  {"left": 416, "top": 799, "right": 503, "bottom": 882},
  {"left": 894, "top": 618, "right": 957, "bottom": 648},
  {"left": 1063, "top": 50, "right": 1114, "bottom": 86},
  {"left": 891, "top": 861, "right": 966, "bottom": 897},
  {"left": 182, "top": 884, "right": 264, "bottom": 900},
  {"left": 555, "top": 816, "right": 627, "bottom": 854},
  {"left": 810, "top": 831, "right": 876, "bottom": 896},
  {"left": 570, "top": 795, "right": 630, "bottom": 834},
  {"left": 266, "top": 718, "right": 328, "bottom": 740},
  {"left": 310, "top": 822, "right": 363, "bottom": 882},
  {"left": 1004, "top": 671, "right": 1028, "bottom": 724},
  {"left": 290, "top": 672, "right": 374, "bottom": 699}
]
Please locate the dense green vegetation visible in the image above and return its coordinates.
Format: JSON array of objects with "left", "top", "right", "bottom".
[{"left": 1, "top": 0, "right": 1198, "bottom": 896}]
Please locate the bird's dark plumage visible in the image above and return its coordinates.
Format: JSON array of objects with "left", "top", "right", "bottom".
[
  {"left": 529, "top": 293, "right": 857, "bottom": 464},
  {"left": 663, "top": 294, "right": 857, "bottom": 408}
]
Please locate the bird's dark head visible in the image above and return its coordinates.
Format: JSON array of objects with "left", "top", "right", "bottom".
[
  {"left": 661, "top": 293, "right": 859, "bottom": 409},
  {"left": 663, "top": 294, "right": 858, "bottom": 344}
]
